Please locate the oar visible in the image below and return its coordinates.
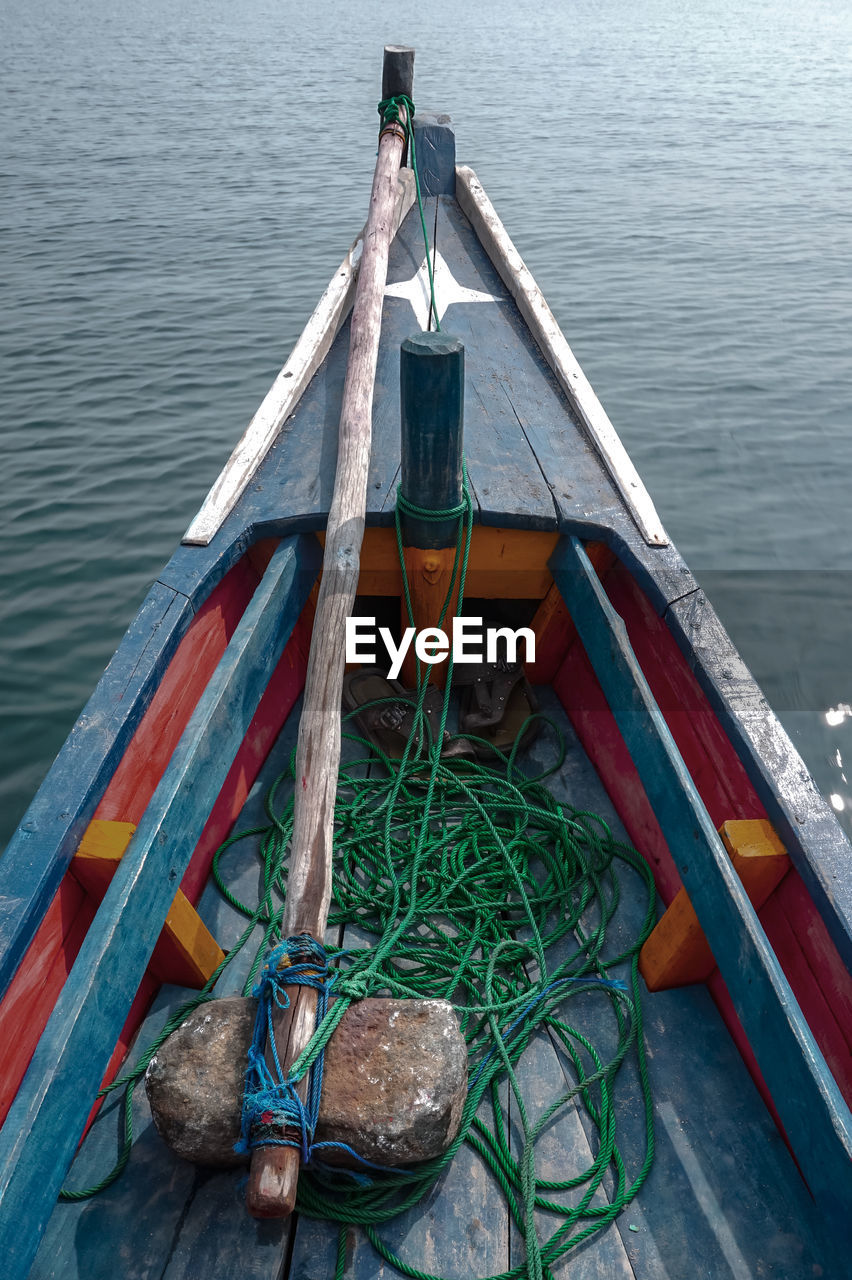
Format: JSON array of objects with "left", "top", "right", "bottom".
[{"left": 246, "top": 44, "right": 415, "bottom": 1219}]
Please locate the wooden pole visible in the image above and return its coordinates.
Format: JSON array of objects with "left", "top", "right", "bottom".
[
  {"left": 246, "top": 45, "right": 414, "bottom": 1220},
  {"left": 398, "top": 333, "right": 465, "bottom": 688}
]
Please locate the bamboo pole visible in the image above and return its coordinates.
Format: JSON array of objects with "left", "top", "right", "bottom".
[{"left": 246, "top": 45, "right": 414, "bottom": 1220}]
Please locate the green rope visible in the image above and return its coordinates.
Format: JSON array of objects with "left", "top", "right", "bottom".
[
  {"left": 59, "top": 470, "right": 657, "bottom": 1280},
  {"left": 378, "top": 93, "right": 441, "bottom": 332}
]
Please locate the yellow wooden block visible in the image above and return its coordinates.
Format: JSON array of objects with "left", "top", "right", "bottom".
[
  {"left": 71, "top": 819, "right": 225, "bottom": 990},
  {"left": 639, "top": 818, "right": 790, "bottom": 992}
]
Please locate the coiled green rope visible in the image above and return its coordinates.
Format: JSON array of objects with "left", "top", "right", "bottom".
[{"left": 61, "top": 473, "right": 656, "bottom": 1280}]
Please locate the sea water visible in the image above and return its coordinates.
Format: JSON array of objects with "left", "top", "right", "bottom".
[{"left": 2, "top": 0, "right": 851, "bottom": 847}]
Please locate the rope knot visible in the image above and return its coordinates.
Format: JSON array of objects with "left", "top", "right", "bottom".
[
  {"left": 336, "top": 971, "right": 371, "bottom": 1001},
  {"left": 377, "top": 93, "right": 414, "bottom": 136},
  {"left": 238, "top": 934, "right": 334, "bottom": 1160}
]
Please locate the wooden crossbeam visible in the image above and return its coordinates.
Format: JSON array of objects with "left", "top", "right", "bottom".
[
  {"left": 71, "top": 820, "right": 224, "bottom": 990},
  {"left": 328, "top": 526, "right": 560, "bottom": 599},
  {"left": 640, "top": 819, "right": 790, "bottom": 991}
]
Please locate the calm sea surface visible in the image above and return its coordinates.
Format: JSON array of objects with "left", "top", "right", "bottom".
[{"left": 2, "top": 0, "right": 851, "bottom": 848}]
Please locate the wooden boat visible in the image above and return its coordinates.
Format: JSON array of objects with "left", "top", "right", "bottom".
[{"left": 1, "top": 57, "right": 851, "bottom": 1279}]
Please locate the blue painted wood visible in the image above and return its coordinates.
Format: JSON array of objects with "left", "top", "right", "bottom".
[
  {"left": 0, "top": 582, "right": 193, "bottom": 996},
  {"left": 666, "top": 588, "right": 852, "bottom": 974},
  {"left": 550, "top": 535, "right": 852, "bottom": 1239},
  {"left": 156, "top": 534, "right": 251, "bottom": 609},
  {"left": 30, "top": 984, "right": 292, "bottom": 1280},
  {"left": 29, "top": 680, "right": 839, "bottom": 1277},
  {"left": 30, "top": 702, "right": 319, "bottom": 1280},
  {"left": 400, "top": 331, "right": 465, "bottom": 547},
  {"left": 523, "top": 689, "right": 836, "bottom": 1277},
  {"left": 431, "top": 197, "right": 557, "bottom": 531},
  {"left": 0, "top": 534, "right": 320, "bottom": 1280},
  {"left": 30, "top": 984, "right": 207, "bottom": 1280},
  {"left": 412, "top": 114, "right": 456, "bottom": 196}
]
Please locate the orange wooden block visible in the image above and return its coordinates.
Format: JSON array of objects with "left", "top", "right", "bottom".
[
  {"left": 639, "top": 819, "right": 789, "bottom": 991},
  {"left": 319, "top": 526, "right": 560, "bottom": 600},
  {"left": 71, "top": 820, "right": 225, "bottom": 990}
]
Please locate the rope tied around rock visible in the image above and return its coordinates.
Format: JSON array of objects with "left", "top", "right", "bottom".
[{"left": 236, "top": 933, "right": 333, "bottom": 1162}]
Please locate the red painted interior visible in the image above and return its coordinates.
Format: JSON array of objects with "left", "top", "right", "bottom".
[
  {"left": 94, "top": 559, "right": 259, "bottom": 827},
  {"left": 552, "top": 557, "right": 852, "bottom": 1123},
  {"left": 0, "top": 880, "right": 96, "bottom": 1124},
  {"left": 179, "top": 602, "right": 312, "bottom": 906},
  {"left": 0, "top": 550, "right": 315, "bottom": 1132}
]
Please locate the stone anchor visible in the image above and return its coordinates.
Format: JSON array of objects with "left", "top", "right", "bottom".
[{"left": 145, "top": 995, "right": 467, "bottom": 1170}]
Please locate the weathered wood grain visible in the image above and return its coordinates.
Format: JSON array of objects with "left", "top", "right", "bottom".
[
  {"left": 182, "top": 172, "right": 415, "bottom": 548},
  {"left": 455, "top": 166, "right": 667, "bottom": 548},
  {"left": 412, "top": 112, "right": 456, "bottom": 196},
  {"left": 522, "top": 688, "right": 839, "bottom": 1277},
  {"left": 246, "top": 54, "right": 413, "bottom": 1218},
  {"left": 431, "top": 197, "right": 557, "bottom": 531}
]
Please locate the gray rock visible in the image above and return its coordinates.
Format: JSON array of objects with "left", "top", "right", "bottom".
[
  {"left": 145, "top": 997, "right": 256, "bottom": 1168},
  {"left": 145, "top": 996, "right": 467, "bottom": 1169}
]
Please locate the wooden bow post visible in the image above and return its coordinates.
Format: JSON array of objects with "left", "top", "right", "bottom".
[{"left": 246, "top": 44, "right": 415, "bottom": 1219}]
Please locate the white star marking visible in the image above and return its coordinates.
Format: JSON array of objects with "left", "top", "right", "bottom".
[{"left": 384, "top": 250, "right": 501, "bottom": 331}]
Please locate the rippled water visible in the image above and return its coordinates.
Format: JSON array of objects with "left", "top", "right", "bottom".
[{"left": 2, "top": 0, "right": 851, "bottom": 847}]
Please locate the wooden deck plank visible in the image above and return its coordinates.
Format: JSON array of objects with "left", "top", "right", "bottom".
[
  {"left": 28, "top": 685, "right": 839, "bottom": 1278},
  {"left": 29, "top": 981, "right": 293, "bottom": 1280},
  {"left": 507, "top": 1020, "right": 636, "bottom": 1280},
  {"left": 370, "top": 197, "right": 444, "bottom": 520},
  {"left": 29, "top": 985, "right": 203, "bottom": 1280},
  {"left": 158, "top": 708, "right": 367, "bottom": 1278},
  {"left": 434, "top": 197, "right": 559, "bottom": 531},
  {"left": 505, "top": 713, "right": 639, "bottom": 1280},
  {"left": 0, "top": 537, "right": 319, "bottom": 1280},
  {"left": 29, "top": 705, "right": 314, "bottom": 1280},
  {"left": 159, "top": 705, "right": 322, "bottom": 1280},
  {"left": 287, "top": 924, "right": 510, "bottom": 1278},
  {"left": 454, "top": 166, "right": 667, "bottom": 550},
  {"left": 186, "top": 200, "right": 449, "bottom": 554}
]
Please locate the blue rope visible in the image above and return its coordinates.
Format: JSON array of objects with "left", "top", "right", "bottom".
[
  {"left": 236, "top": 933, "right": 334, "bottom": 1162},
  {"left": 236, "top": 933, "right": 413, "bottom": 1179}
]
